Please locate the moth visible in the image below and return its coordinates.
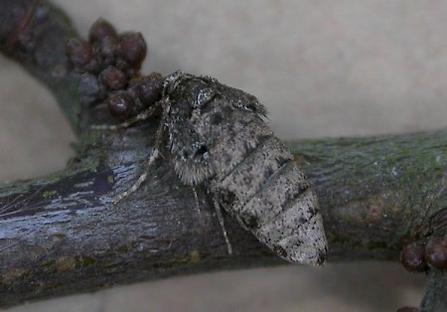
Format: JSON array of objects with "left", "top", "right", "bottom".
[{"left": 95, "top": 71, "right": 328, "bottom": 265}]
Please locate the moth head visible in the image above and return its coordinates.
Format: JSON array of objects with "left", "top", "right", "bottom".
[{"left": 164, "top": 70, "right": 219, "bottom": 110}]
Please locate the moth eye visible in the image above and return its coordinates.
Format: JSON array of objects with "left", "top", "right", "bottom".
[
  {"left": 182, "top": 144, "right": 209, "bottom": 161},
  {"left": 194, "top": 144, "right": 209, "bottom": 160}
]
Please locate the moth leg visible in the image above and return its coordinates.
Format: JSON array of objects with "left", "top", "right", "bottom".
[
  {"left": 112, "top": 148, "right": 159, "bottom": 204},
  {"left": 212, "top": 197, "right": 233, "bottom": 255},
  {"left": 192, "top": 187, "right": 202, "bottom": 221},
  {"left": 112, "top": 102, "right": 168, "bottom": 204},
  {"left": 91, "top": 105, "right": 159, "bottom": 130},
  {"left": 192, "top": 188, "right": 232, "bottom": 254}
]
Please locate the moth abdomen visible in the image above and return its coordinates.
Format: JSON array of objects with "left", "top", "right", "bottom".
[
  {"left": 212, "top": 136, "right": 294, "bottom": 207},
  {"left": 255, "top": 190, "right": 327, "bottom": 265},
  {"left": 236, "top": 161, "right": 311, "bottom": 228},
  {"left": 210, "top": 135, "right": 327, "bottom": 264}
]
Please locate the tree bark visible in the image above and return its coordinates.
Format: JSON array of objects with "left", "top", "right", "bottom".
[{"left": 1, "top": 0, "right": 446, "bottom": 310}]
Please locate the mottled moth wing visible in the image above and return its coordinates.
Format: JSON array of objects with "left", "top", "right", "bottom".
[{"left": 163, "top": 71, "right": 328, "bottom": 265}]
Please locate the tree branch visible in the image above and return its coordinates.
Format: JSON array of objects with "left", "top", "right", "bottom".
[
  {"left": 1, "top": 127, "right": 446, "bottom": 308},
  {"left": 0, "top": 0, "right": 81, "bottom": 132},
  {"left": 1, "top": 0, "right": 446, "bottom": 310}
]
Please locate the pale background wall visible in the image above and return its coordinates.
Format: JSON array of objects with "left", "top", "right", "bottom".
[{"left": 3, "top": 0, "right": 446, "bottom": 311}]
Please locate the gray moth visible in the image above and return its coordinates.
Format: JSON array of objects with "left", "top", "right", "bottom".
[{"left": 97, "top": 70, "right": 328, "bottom": 265}]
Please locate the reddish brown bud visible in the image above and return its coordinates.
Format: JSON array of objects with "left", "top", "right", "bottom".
[
  {"left": 89, "top": 19, "right": 118, "bottom": 42},
  {"left": 106, "top": 92, "right": 134, "bottom": 118},
  {"left": 79, "top": 73, "right": 105, "bottom": 106},
  {"left": 96, "top": 36, "right": 118, "bottom": 67},
  {"left": 425, "top": 236, "right": 447, "bottom": 270},
  {"left": 99, "top": 66, "right": 127, "bottom": 91},
  {"left": 66, "top": 38, "right": 95, "bottom": 71},
  {"left": 400, "top": 241, "right": 427, "bottom": 273},
  {"left": 117, "top": 32, "right": 147, "bottom": 68},
  {"left": 128, "top": 72, "right": 164, "bottom": 109}
]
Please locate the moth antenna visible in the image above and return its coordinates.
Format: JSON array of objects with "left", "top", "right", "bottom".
[
  {"left": 212, "top": 197, "right": 233, "bottom": 255},
  {"left": 91, "top": 105, "right": 159, "bottom": 130}
]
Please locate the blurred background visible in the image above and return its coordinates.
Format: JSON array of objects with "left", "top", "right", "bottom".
[{"left": 2, "top": 0, "right": 447, "bottom": 311}]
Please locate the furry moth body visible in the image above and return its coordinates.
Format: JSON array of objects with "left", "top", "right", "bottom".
[{"left": 102, "top": 71, "right": 328, "bottom": 265}]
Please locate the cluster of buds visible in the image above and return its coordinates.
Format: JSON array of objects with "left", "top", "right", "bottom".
[
  {"left": 400, "top": 236, "right": 447, "bottom": 272},
  {"left": 65, "top": 19, "right": 164, "bottom": 119}
]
